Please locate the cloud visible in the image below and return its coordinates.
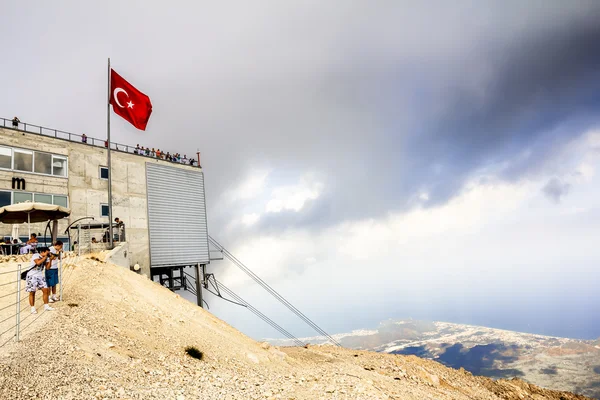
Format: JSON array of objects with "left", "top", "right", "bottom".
[
  {"left": 241, "top": 213, "right": 260, "bottom": 226},
  {"left": 211, "top": 151, "right": 600, "bottom": 338},
  {"left": 265, "top": 178, "right": 323, "bottom": 213},
  {"left": 225, "top": 170, "right": 270, "bottom": 203},
  {"left": 542, "top": 178, "right": 571, "bottom": 203}
]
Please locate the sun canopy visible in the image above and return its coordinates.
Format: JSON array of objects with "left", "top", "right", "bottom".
[{"left": 0, "top": 202, "right": 71, "bottom": 224}]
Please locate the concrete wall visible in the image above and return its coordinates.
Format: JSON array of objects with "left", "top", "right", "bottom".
[
  {"left": 0, "top": 126, "right": 203, "bottom": 278},
  {"left": 103, "top": 242, "right": 131, "bottom": 269}
]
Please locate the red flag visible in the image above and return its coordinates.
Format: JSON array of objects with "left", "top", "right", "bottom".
[{"left": 110, "top": 69, "right": 152, "bottom": 131}]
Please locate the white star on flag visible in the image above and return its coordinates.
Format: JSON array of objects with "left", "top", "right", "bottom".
[{"left": 127, "top": 101, "right": 134, "bottom": 109}]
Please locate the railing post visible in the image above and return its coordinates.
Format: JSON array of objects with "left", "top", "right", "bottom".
[
  {"left": 23, "top": 123, "right": 26, "bottom": 131},
  {"left": 69, "top": 133, "right": 71, "bottom": 141},
  {"left": 59, "top": 254, "right": 63, "bottom": 301},
  {"left": 54, "top": 129, "right": 57, "bottom": 138},
  {"left": 16, "top": 264, "right": 21, "bottom": 342},
  {"left": 77, "top": 224, "right": 81, "bottom": 257}
]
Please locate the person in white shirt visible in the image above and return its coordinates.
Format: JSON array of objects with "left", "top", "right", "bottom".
[
  {"left": 46, "top": 241, "right": 63, "bottom": 303},
  {"left": 25, "top": 247, "right": 54, "bottom": 314},
  {"left": 20, "top": 233, "right": 38, "bottom": 254}
]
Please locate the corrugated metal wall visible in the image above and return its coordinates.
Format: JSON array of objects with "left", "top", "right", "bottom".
[{"left": 146, "top": 163, "right": 210, "bottom": 267}]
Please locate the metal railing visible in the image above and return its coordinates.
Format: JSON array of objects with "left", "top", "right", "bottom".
[
  {"left": 1, "top": 117, "right": 201, "bottom": 168},
  {"left": 75, "top": 225, "right": 125, "bottom": 255},
  {"left": 0, "top": 254, "right": 80, "bottom": 349}
]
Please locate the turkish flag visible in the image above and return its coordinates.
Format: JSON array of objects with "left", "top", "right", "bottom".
[{"left": 110, "top": 69, "right": 153, "bottom": 131}]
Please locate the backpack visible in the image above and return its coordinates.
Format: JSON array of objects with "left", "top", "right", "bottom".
[{"left": 20, "top": 266, "right": 32, "bottom": 280}]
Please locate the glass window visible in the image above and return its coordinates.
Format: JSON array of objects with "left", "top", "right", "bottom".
[
  {"left": 34, "top": 152, "right": 52, "bottom": 174},
  {"left": 53, "top": 196, "right": 68, "bottom": 208},
  {"left": 52, "top": 156, "right": 67, "bottom": 177},
  {"left": 14, "top": 150, "right": 33, "bottom": 172},
  {"left": 99, "top": 167, "right": 109, "bottom": 180},
  {"left": 0, "top": 191, "right": 10, "bottom": 207},
  {"left": 34, "top": 193, "right": 53, "bottom": 204},
  {"left": 0, "top": 147, "right": 11, "bottom": 169},
  {"left": 13, "top": 192, "right": 32, "bottom": 204},
  {"left": 100, "top": 204, "right": 109, "bottom": 217}
]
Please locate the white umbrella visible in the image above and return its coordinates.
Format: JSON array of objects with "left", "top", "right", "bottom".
[{"left": 0, "top": 202, "right": 71, "bottom": 237}]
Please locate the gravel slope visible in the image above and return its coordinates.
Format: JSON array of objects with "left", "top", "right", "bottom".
[{"left": 0, "top": 256, "right": 591, "bottom": 400}]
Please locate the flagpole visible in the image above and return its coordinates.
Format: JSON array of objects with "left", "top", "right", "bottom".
[{"left": 107, "top": 57, "right": 114, "bottom": 249}]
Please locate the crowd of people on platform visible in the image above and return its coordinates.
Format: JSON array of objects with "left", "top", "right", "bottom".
[{"left": 133, "top": 144, "right": 197, "bottom": 165}]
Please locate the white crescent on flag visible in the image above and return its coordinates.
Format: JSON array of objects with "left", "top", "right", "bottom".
[{"left": 113, "top": 88, "right": 129, "bottom": 108}]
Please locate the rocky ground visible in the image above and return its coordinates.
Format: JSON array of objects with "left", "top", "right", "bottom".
[{"left": 0, "top": 255, "right": 592, "bottom": 399}]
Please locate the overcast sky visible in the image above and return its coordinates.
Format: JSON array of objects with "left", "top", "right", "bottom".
[{"left": 2, "top": 1, "right": 600, "bottom": 340}]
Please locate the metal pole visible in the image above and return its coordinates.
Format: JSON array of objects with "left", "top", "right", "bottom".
[
  {"left": 59, "top": 254, "right": 63, "bottom": 301},
  {"left": 107, "top": 57, "right": 114, "bottom": 249},
  {"left": 195, "top": 263, "right": 203, "bottom": 308},
  {"left": 16, "top": 264, "right": 21, "bottom": 342},
  {"left": 77, "top": 224, "right": 81, "bottom": 257}
]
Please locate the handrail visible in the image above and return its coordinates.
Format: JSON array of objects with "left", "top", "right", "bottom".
[{"left": 1, "top": 117, "right": 201, "bottom": 168}]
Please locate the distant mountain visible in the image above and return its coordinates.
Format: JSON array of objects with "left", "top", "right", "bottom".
[{"left": 268, "top": 319, "right": 600, "bottom": 399}]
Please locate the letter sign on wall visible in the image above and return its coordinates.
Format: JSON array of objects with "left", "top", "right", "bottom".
[{"left": 12, "top": 177, "right": 26, "bottom": 190}]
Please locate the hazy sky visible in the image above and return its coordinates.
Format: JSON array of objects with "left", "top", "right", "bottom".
[{"left": 2, "top": 1, "right": 600, "bottom": 340}]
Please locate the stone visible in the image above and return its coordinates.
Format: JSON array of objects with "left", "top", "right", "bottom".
[{"left": 247, "top": 353, "right": 260, "bottom": 364}]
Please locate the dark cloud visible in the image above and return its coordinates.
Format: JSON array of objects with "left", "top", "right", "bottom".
[
  {"left": 1, "top": 1, "right": 600, "bottom": 239},
  {"left": 542, "top": 178, "right": 571, "bottom": 203},
  {"left": 221, "top": 3, "right": 600, "bottom": 237}
]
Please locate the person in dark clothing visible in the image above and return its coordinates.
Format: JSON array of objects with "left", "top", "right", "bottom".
[{"left": 12, "top": 117, "right": 20, "bottom": 128}]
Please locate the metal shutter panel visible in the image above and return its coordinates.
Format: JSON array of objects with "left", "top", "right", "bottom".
[{"left": 146, "top": 163, "right": 210, "bottom": 267}]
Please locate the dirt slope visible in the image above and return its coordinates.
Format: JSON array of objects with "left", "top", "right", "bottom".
[{"left": 0, "top": 256, "right": 591, "bottom": 399}]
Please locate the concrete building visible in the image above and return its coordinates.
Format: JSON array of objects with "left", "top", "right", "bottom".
[{"left": 0, "top": 119, "right": 210, "bottom": 278}]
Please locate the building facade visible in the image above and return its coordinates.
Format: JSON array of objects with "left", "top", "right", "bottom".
[{"left": 0, "top": 123, "right": 209, "bottom": 278}]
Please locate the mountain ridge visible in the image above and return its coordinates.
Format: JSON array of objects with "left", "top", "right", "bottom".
[{"left": 268, "top": 319, "right": 600, "bottom": 398}]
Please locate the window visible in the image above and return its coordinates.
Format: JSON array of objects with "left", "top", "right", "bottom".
[
  {"left": 13, "top": 192, "right": 32, "bottom": 204},
  {"left": 14, "top": 149, "right": 33, "bottom": 172},
  {"left": 0, "top": 147, "right": 11, "bottom": 169},
  {"left": 99, "top": 166, "right": 109, "bottom": 180},
  {"left": 53, "top": 195, "right": 68, "bottom": 207},
  {"left": 34, "top": 152, "right": 52, "bottom": 174},
  {"left": 100, "top": 203, "right": 109, "bottom": 217},
  {"left": 0, "top": 191, "right": 10, "bottom": 207},
  {"left": 34, "top": 193, "right": 53, "bottom": 204},
  {"left": 52, "top": 156, "right": 67, "bottom": 176},
  {"left": 0, "top": 191, "right": 68, "bottom": 207},
  {"left": 0, "top": 146, "right": 67, "bottom": 177}
]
